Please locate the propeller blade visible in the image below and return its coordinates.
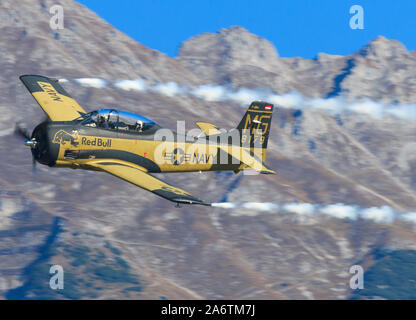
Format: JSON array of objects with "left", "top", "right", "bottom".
[
  {"left": 14, "top": 123, "right": 31, "bottom": 140},
  {"left": 32, "top": 155, "right": 37, "bottom": 175},
  {"left": 15, "top": 122, "right": 37, "bottom": 173}
]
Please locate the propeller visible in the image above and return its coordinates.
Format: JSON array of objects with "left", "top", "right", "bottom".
[
  {"left": 32, "top": 154, "right": 37, "bottom": 174},
  {"left": 14, "top": 122, "right": 31, "bottom": 140},
  {"left": 15, "top": 122, "right": 37, "bottom": 174}
]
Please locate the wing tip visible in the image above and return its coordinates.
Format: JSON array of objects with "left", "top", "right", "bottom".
[
  {"left": 260, "top": 169, "right": 276, "bottom": 175},
  {"left": 173, "top": 198, "right": 211, "bottom": 206},
  {"left": 19, "top": 75, "right": 60, "bottom": 84},
  {"left": 20, "top": 74, "right": 50, "bottom": 81}
]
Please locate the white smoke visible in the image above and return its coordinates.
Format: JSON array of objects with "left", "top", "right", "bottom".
[
  {"left": 67, "top": 78, "right": 416, "bottom": 122},
  {"left": 75, "top": 78, "right": 107, "bottom": 88},
  {"left": 282, "top": 202, "right": 315, "bottom": 215},
  {"left": 228, "top": 88, "right": 270, "bottom": 105},
  {"left": 401, "top": 212, "right": 416, "bottom": 224},
  {"left": 320, "top": 203, "right": 358, "bottom": 220},
  {"left": 241, "top": 202, "right": 278, "bottom": 212},
  {"left": 152, "top": 81, "right": 186, "bottom": 97},
  {"left": 114, "top": 79, "right": 146, "bottom": 92},
  {"left": 212, "top": 202, "right": 237, "bottom": 209},
  {"left": 211, "top": 202, "right": 416, "bottom": 226},
  {"left": 191, "top": 84, "right": 228, "bottom": 102},
  {"left": 360, "top": 206, "right": 395, "bottom": 224}
]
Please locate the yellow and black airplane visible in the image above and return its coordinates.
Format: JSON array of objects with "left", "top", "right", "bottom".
[{"left": 17, "top": 75, "right": 275, "bottom": 206}]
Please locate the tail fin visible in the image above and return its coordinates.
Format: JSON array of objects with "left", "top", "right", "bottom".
[
  {"left": 213, "top": 101, "right": 275, "bottom": 174},
  {"left": 237, "top": 101, "right": 274, "bottom": 150}
]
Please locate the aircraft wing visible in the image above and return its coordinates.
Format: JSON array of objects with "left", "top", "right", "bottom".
[
  {"left": 86, "top": 160, "right": 211, "bottom": 206},
  {"left": 20, "top": 75, "right": 87, "bottom": 121}
]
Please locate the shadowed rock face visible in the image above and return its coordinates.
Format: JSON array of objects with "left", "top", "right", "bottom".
[{"left": 1, "top": 0, "right": 416, "bottom": 300}]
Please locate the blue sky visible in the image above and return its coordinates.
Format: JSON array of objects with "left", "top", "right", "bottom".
[{"left": 78, "top": 0, "right": 416, "bottom": 59}]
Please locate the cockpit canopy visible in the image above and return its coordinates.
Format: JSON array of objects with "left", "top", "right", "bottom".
[{"left": 77, "top": 109, "right": 160, "bottom": 134}]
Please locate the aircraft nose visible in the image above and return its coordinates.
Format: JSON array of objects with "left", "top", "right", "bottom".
[{"left": 30, "top": 122, "right": 58, "bottom": 166}]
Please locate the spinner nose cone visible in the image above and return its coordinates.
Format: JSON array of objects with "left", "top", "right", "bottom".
[{"left": 24, "top": 139, "right": 37, "bottom": 148}]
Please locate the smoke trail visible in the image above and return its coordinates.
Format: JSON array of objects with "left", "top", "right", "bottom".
[
  {"left": 241, "top": 202, "right": 278, "bottom": 212},
  {"left": 401, "top": 212, "right": 416, "bottom": 224},
  {"left": 152, "top": 81, "right": 186, "bottom": 97},
  {"left": 65, "top": 78, "right": 416, "bottom": 122},
  {"left": 320, "top": 203, "right": 358, "bottom": 220},
  {"left": 192, "top": 84, "right": 230, "bottom": 102},
  {"left": 74, "top": 78, "right": 107, "bottom": 88},
  {"left": 282, "top": 202, "right": 315, "bottom": 215},
  {"left": 114, "top": 79, "right": 146, "bottom": 92},
  {"left": 211, "top": 202, "right": 416, "bottom": 226}
]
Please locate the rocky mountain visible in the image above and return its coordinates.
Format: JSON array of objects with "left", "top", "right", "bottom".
[
  {"left": 1, "top": 0, "right": 416, "bottom": 299},
  {"left": 179, "top": 27, "right": 416, "bottom": 102}
]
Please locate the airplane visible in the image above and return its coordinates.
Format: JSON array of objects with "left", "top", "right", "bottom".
[{"left": 16, "top": 75, "right": 275, "bottom": 207}]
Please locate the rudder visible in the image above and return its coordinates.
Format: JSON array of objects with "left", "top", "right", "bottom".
[{"left": 237, "top": 101, "right": 274, "bottom": 149}]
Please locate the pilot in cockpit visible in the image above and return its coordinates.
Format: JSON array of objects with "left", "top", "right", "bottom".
[
  {"left": 136, "top": 120, "right": 143, "bottom": 133},
  {"left": 98, "top": 115, "right": 108, "bottom": 128}
]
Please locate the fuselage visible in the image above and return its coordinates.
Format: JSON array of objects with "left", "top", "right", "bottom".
[{"left": 32, "top": 120, "right": 243, "bottom": 173}]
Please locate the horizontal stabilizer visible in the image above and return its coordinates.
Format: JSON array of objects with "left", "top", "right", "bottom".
[
  {"left": 218, "top": 146, "right": 276, "bottom": 174},
  {"left": 196, "top": 122, "right": 221, "bottom": 136}
]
